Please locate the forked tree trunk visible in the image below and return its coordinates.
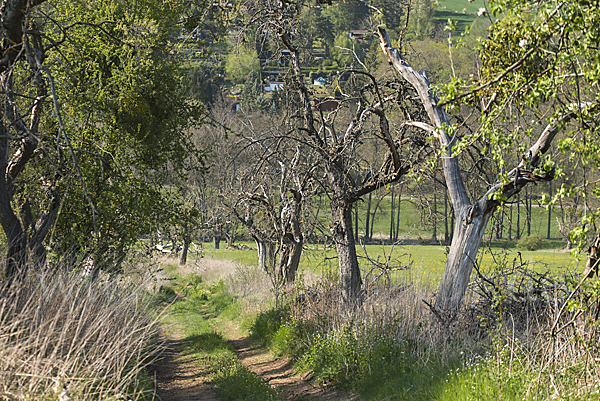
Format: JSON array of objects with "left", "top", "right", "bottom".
[
  {"left": 331, "top": 200, "right": 362, "bottom": 307},
  {"left": 436, "top": 200, "right": 494, "bottom": 314},
  {"left": 378, "top": 26, "right": 571, "bottom": 315}
]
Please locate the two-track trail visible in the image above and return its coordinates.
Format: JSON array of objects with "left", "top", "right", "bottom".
[
  {"left": 216, "top": 317, "right": 358, "bottom": 401},
  {"left": 149, "top": 328, "right": 219, "bottom": 401},
  {"left": 150, "top": 308, "right": 359, "bottom": 401}
]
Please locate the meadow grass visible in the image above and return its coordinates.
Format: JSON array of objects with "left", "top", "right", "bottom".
[{"left": 200, "top": 239, "right": 579, "bottom": 288}]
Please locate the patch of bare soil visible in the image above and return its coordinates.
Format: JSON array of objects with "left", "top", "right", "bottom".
[
  {"left": 148, "top": 329, "right": 219, "bottom": 401},
  {"left": 217, "top": 319, "right": 361, "bottom": 401}
]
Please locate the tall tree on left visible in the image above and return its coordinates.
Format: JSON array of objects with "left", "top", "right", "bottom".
[{"left": 0, "top": 0, "right": 219, "bottom": 281}]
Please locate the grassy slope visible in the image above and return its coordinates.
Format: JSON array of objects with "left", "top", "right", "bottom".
[{"left": 434, "top": 0, "right": 486, "bottom": 33}]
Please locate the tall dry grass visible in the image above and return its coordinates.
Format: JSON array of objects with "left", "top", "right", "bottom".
[{"left": 0, "top": 268, "right": 161, "bottom": 400}]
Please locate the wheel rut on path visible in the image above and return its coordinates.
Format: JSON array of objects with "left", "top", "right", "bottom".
[
  {"left": 149, "top": 329, "right": 219, "bottom": 401},
  {"left": 151, "top": 291, "right": 359, "bottom": 400},
  {"left": 217, "top": 319, "right": 360, "bottom": 401}
]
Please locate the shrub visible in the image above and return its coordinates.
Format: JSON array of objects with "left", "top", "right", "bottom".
[
  {"left": 212, "top": 354, "right": 281, "bottom": 401},
  {"left": 516, "top": 235, "right": 542, "bottom": 251},
  {"left": 249, "top": 305, "right": 290, "bottom": 346}
]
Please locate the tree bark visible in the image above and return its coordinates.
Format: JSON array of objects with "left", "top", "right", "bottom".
[
  {"left": 436, "top": 199, "right": 495, "bottom": 314},
  {"left": 517, "top": 192, "right": 521, "bottom": 239},
  {"left": 395, "top": 184, "right": 402, "bottom": 242},
  {"left": 444, "top": 189, "right": 449, "bottom": 243},
  {"left": 547, "top": 182, "right": 552, "bottom": 239},
  {"left": 354, "top": 202, "right": 359, "bottom": 242},
  {"left": 331, "top": 199, "right": 362, "bottom": 307},
  {"left": 365, "top": 192, "right": 372, "bottom": 241},
  {"left": 432, "top": 188, "right": 437, "bottom": 241},
  {"left": 0, "top": 136, "right": 28, "bottom": 280},
  {"left": 390, "top": 187, "right": 395, "bottom": 243},
  {"left": 179, "top": 223, "right": 189, "bottom": 266},
  {"left": 255, "top": 237, "right": 275, "bottom": 273}
]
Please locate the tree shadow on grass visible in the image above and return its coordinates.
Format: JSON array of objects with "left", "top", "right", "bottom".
[{"left": 183, "top": 332, "right": 233, "bottom": 355}]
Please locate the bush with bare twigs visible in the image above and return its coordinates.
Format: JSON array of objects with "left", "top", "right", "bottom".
[{"left": 0, "top": 268, "right": 161, "bottom": 400}]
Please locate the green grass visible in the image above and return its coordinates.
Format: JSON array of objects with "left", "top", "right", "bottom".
[
  {"left": 438, "top": 0, "right": 483, "bottom": 14},
  {"left": 433, "top": 0, "right": 487, "bottom": 33},
  {"left": 201, "top": 239, "right": 578, "bottom": 288}
]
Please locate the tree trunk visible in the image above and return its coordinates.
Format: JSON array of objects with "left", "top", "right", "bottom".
[
  {"left": 378, "top": 26, "right": 575, "bottom": 315},
  {"left": 508, "top": 202, "right": 513, "bottom": 240},
  {"left": 547, "top": 182, "right": 552, "bottom": 239},
  {"left": 255, "top": 237, "right": 275, "bottom": 273},
  {"left": 278, "top": 234, "right": 303, "bottom": 284},
  {"left": 390, "top": 187, "right": 395, "bottom": 243},
  {"left": 395, "top": 184, "right": 402, "bottom": 242},
  {"left": 432, "top": 189, "right": 437, "bottom": 241},
  {"left": 526, "top": 187, "right": 532, "bottom": 237},
  {"left": 354, "top": 202, "right": 359, "bottom": 242},
  {"left": 517, "top": 193, "right": 521, "bottom": 239},
  {"left": 370, "top": 195, "right": 384, "bottom": 242},
  {"left": 29, "top": 192, "right": 60, "bottom": 268},
  {"left": 331, "top": 200, "right": 362, "bottom": 308},
  {"left": 444, "top": 189, "right": 449, "bottom": 243},
  {"left": 0, "top": 138, "right": 28, "bottom": 281},
  {"left": 213, "top": 235, "right": 220, "bottom": 249},
  {"left": 435, "top": 199, "right": 494, "bottom": 314},
  {"left": 279, "top": 189, "right": 304, "bottom": 284},
  {"left": 364, "top": 192, "right": 372, "bottom": 241},
  {"left": 495, "top": 208, "right": 503, "bottom": 240},
  {"left": 179, "top": 235, "right": 189, "bottom": 266}
]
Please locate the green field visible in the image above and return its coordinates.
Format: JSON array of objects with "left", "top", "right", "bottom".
[
  {"left": 319, "top": 194, "right": 567, "bottom": 244},
  {"left": 434, "top": 0, "right": 486, "bottom": 33},
  {"left": 201, "top": 239, "right": 579, "bottom": 288}
]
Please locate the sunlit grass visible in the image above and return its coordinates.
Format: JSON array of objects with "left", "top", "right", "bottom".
[{"left": 201, "top": 239, "right": 579, "bottom": 287}]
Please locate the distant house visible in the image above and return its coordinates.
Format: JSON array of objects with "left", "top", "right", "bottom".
[
  {"left": 230, "top": 100, "right": 241, "bottom": 112},
  {"left": 266, "top": 73, "right": 284, "bottom": 83},
  {"left": 347, "top": 30, "right": 368, "bottom": 40},
  {"left": 264, "top": 81, "right": 284, "bottom": 92},
  {"left": 313, "top": 77, "right": 328, "bottom": 86}
]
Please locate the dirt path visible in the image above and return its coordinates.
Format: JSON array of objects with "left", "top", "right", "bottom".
[
  {"left": 216, "top": 319, "right": 360, "bottom": 401},
  {"left": 149, "top": 329, "right": 219, "bottom": 401},
  {"left": 151, "top": 319, "right": 359, "bottom": 401}
]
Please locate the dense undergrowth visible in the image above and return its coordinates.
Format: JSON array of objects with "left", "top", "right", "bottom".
[{"left": 245, "top": 263, "right": 600, "bottom": 400}]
